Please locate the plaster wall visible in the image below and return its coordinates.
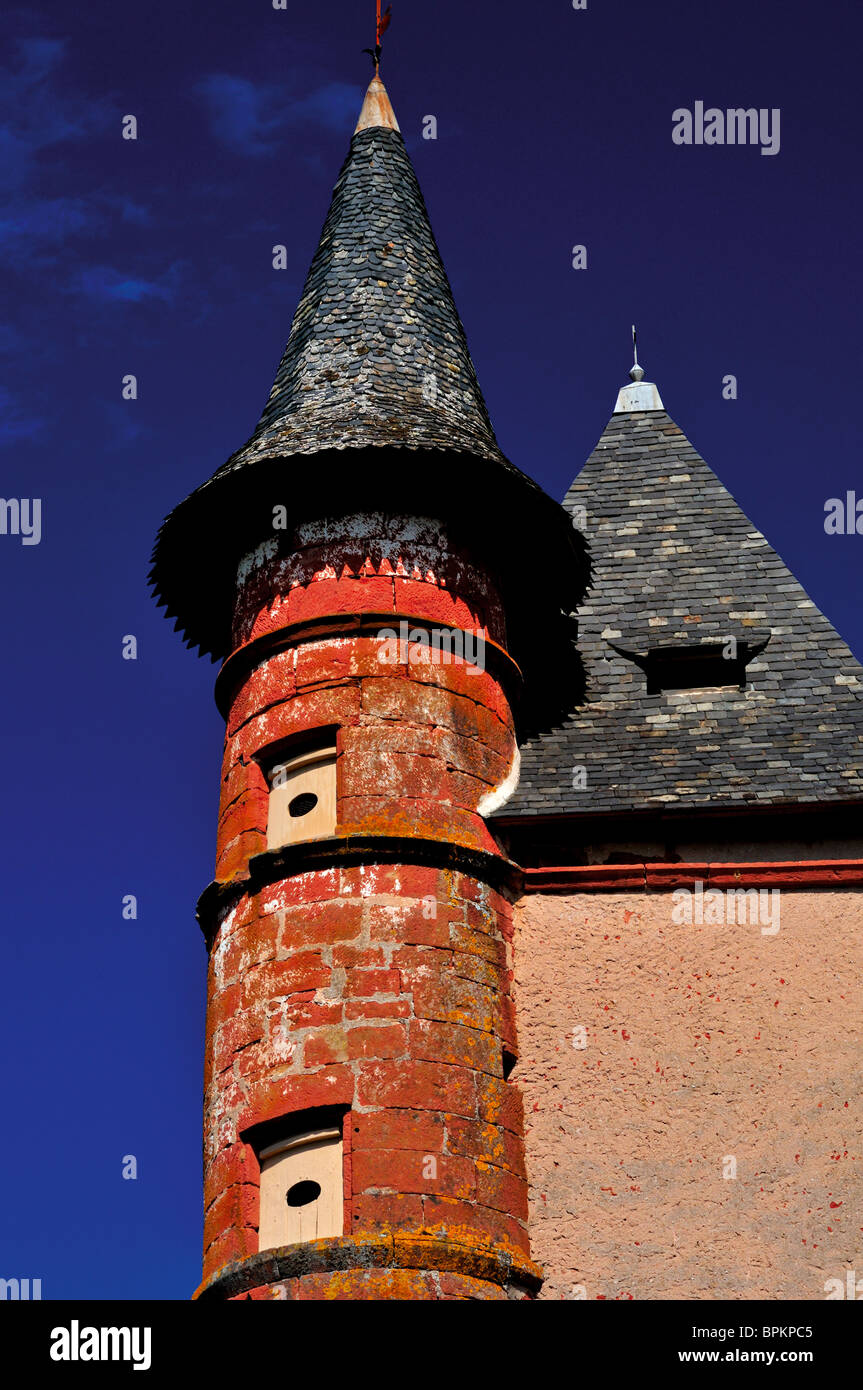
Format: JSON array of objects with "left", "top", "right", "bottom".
[{"left": 513, "top": 888, "right": 863, "bottom": 1300}]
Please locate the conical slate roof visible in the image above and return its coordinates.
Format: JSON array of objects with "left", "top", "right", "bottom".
[
  {"left": 207, "top": 81, "right": 505, "bottom": 476},
  {"left": 504, "top": 404, "right": 863, "bottom": 816},
  {"left": 150, "top": 75, "right": 589, "bottom": 734}
]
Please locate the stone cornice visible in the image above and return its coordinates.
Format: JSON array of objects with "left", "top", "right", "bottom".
[
  {"left": 197, "top": 834, "right": 522, "bottom": 944},
  {"left": 214, "top": 613, "right": 521, "bottom": 718},
  {"left": 193, "top": 1232, "right": 543, "bottom": 1301}
]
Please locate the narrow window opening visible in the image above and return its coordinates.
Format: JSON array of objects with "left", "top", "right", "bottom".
[
  {"left": 608, "top": 639, "right": 768, "bottom": 696},
  {"left": 646, "top": 647, "right": 746, "bottom": 695},
  {"left": 260, "top": 738, "right": 337, "bottom": 849},
  {"left": 255, "top": 1116, "right": 345, "bottom": 1251}
]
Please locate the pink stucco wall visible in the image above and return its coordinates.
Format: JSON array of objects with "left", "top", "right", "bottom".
[{"left": 513, "top": 888, "right": 863, "bottom": 1300}]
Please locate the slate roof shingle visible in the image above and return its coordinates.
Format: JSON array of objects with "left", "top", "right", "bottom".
[
  {"left": 208, "top": 126, "right": 507, "bottom": 473},
  {"left": 149, "top": 85, "right": 589, "bottom": 738},
  {"left": 503, "top": 407, "right": 863, "bottom": 816}
]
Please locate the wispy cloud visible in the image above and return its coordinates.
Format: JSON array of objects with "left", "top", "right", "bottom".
[
  {"left": 196, "top": 75, "right": 282, "bottom": 156},
  {"left": 72, "top": 262, "right": 184, "bottom": 305},
  {"left": 0, "top": 324, "right": 22, "bottom": 354},
  {"left": 0, "top": 37, "right": 108, "bottom": 194},
  {"left": 0, "top": 34, "right": 139, "bottom": 270},
  {"left": 0, "top": 195, "right": 100, "bottom": 253},
  {"left": 100, "top": 401, "right": 149, "bottom": 448},
  {"left": 0, "top": 384, "right": 42, "bottom": 445},
  {"left": 195, "top": 74, "right": 361, "bottom": 157},
  {"left": 293, "top": 82, "right": 362, "bottom": 133}
]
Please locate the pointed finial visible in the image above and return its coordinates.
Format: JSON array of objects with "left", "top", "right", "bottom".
[
  {"left": 630, "top": 324, "right": 644, "bottom": 382},
  {"left": 614, "top": 324, "right": 664, "bottom": 413},
  {"left": 356, "top": 0, "right": 399, "bottom": 129},
  {"left": 354, "top": 74, "right": 401, "bottom": 133}
]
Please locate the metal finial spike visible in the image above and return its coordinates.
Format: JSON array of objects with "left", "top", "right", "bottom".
[
  {"left": 630, "top": 324, "right": 644, "bottom": 383},
  {"left": 363, "top": 3, "right": 391, "bottom": 74},
  {"left": 615, "top": 328, "right": 663, "bottom": 413},
  {"left": 371, "top": 2, "right": 392, "bottom": 71}
]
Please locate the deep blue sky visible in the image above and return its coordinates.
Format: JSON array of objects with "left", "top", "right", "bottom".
[{"left": 1, "top": 0, "right": 861, "bottom": 1299}]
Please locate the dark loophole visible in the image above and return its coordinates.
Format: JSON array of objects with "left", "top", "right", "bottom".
[
  {"left": 286, "top": 1180, "right": 321, "bottom": 1208},
  {"left": 288, "top": 792, "right": 318, "bottom": 819}
]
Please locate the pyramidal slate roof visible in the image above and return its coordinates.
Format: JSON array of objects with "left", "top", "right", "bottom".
[
  {"left": 504, "top": 393, "right": 863, "bottom": 817},
  {"left": 209, "top": 75, "right": 506, "bottom": 479}
]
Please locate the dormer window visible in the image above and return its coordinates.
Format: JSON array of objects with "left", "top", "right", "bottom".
[
  {"left": 643, "top": 645, "right": 747, "bottom": 694},
  {"left": 261, "top": 739, "right": 337, "bottom": 849},
  {"left": 608, "top": 637, "right": 769, "bottom": 695}
]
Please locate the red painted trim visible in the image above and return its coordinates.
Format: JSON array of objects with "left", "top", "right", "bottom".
[{"left": 523, "top": 859, "right": 863, "bottom": 892}]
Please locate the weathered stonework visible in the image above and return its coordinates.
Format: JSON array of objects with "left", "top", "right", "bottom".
[
  {"left": 151, "top": 64, "right": 863, "bottom": 1306},
  {"left": 196, "top": 1234, "right": 540, "bottom": 1301},
  {"left": 195, "top": 514, "right": 536, "bottom": 1299}
]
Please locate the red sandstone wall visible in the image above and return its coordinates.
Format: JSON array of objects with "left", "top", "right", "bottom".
[
  {"left": 197, "top": 512, "right": 537, "bottom": 1298},
  {"left": 215, "top": 633, "right": 513, "bottom": 883},
  {"left": 202, "top": 866, "right": 528, "bottom": 1286},
  {"left": 231, "top": 513, "right": 506, "bottom": 651},
  {"left": 513, "top": 889, "right": 863, "bottom": 1300}
]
